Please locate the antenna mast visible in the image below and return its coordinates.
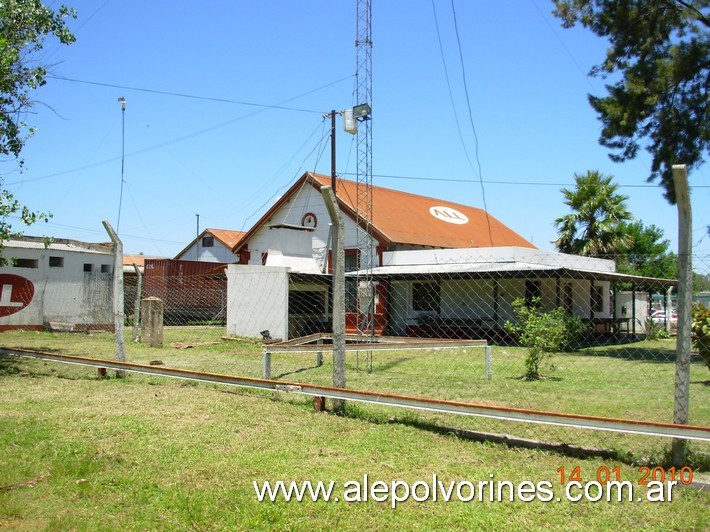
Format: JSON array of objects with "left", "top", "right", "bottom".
[{"left": 355, "top": 0, "right": 374, "bottom": 337}]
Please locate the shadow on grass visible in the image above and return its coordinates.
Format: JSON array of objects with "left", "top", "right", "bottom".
[
  {"left": 0, "top": 355, "right": 21, "bottom": 376},
  {"left": 371, "top": 357, "right": 415, "bottom": 372},
  {"left": 273, "top": 365, "right": 322, "bottom": 380},
  {"left": 0, "top": 352, "right": 110, "bottom": 382},
  {"left": 575, "top": 346, "right": 679, "bottom": 364},
  {"left": 340, "top": 402, "right": 622, "bottom": 462}
]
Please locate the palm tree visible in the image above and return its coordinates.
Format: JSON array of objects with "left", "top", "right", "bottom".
[{"left": 554, "top": 171, "right": 633, "bottom": 257}]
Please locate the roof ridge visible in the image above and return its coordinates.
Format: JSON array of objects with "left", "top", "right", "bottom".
[{"left": 308, "top": 171, "right": 487, "bottom": 213}]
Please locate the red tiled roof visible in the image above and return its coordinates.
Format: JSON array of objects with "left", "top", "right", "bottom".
[
  {"left": 309, "top": 173, "right": 536, "bottom": 249},
  {"left": 206, "top": 229, "right": 244, "bottom": 249},
  {"left": 233, "top": 172, "right": 535, "bottom": 251},
  {"left": 123, "top": 255, "right": 161, "bottom": 267}
]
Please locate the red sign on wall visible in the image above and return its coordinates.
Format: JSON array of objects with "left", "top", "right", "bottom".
[{"left": 0, "top": 274, "right": 35, "bottom": 317}]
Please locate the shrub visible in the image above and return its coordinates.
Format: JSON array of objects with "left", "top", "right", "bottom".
[
  {"left": 691, "top": 304, "right": 710, "bottom": 371},
  {"left": 505, "top": 297, "right": 586, "bottom": 380}
]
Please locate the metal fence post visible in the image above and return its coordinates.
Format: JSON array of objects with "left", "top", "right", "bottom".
[{"left": 671, "top": 164, "right": 692, "bottom": 466}]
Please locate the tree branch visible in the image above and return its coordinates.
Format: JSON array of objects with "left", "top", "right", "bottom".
[{"left": 668, "top": 0, "right": 710, "bottom": 28}]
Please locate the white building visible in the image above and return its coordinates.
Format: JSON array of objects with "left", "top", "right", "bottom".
[
  {"left": 174, "top": 228, "right": 244, "bottom": 263},
  {"left": 0, "top": 237, "right": 114, "bottom": 331},
  {"left": 225, "top": 173, "right": 674, "bottom": 341}
]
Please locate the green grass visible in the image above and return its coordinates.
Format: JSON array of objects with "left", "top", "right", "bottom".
[
  {"left": 0, "top": 356, "right": 708, "bottom": 530},
  {"left": 1, "top": 328, "right": 708, "bottom": 462}
]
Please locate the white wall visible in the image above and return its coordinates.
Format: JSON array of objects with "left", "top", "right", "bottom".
[
  {"left": 244, "top": 184, "right": 379, "bottom": 270},
  {"left": 0, "top": 244, "right": 113, "bottom": 329},
  {"left": 179, "top": 240, "right": 237, "bottom": 263},
  {"left": 227, "top": 265, "right": 289, "bottom": 340}
]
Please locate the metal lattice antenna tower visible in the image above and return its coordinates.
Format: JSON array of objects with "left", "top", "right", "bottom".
[{"left": 355, "top": 0, "right": 374, "bottom": 337}]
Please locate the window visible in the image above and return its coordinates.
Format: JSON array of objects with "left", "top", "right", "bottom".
[
  {"left": 563, "top": 283, "right": 573, "bottom": 313},
  {"left": 525, "top": 280, "right": 541, "bottom": 307},
  {"left": 49, "top": 256, "right": 64, "bottom": 268},
  {"left": 412, "top": 282, "right": 440, "bottom": 313},
  {"left": 345, "top": 278, "right": 358, "bottom": 313},
  {"left": 289, "top": 290, "right": 325, "bottom": 316},
  {"left": 344, "top": 252, "right": 359, "bottom": 272},
  {"left": 591, "top": 285, "right": 604, "bottom": 313},
  {"left": 83, "top": 263, "right": 93, "bottom": 273},
  {"left": 100, "top": 264, "right": 111, "bottom": 273},
  {"left": 13, "top": 258, "right": 38, "bottom": 269},
  {"left": 202, "top": 236, "right": 214, "bottom": 248}
]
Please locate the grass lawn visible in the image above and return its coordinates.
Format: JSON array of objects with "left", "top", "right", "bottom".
[
  {"left": 1, "top": 352, "right": 708, "bottom": 530},
  {"left": 1, "top": 328, "right": 708, "bottom": 461}
]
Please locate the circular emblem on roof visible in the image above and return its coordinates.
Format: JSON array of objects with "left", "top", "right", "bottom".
[{"left": 429, "top": 206, "right": 469, "bottom": 225}]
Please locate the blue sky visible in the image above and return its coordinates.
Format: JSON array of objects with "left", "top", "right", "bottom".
[{"left": 3, "top": 0, "right": 708, "bottom": 258}]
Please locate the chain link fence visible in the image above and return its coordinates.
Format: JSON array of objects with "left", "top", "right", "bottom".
[{"left": 2, "top": 253, "right": 708, "bottom": 462}]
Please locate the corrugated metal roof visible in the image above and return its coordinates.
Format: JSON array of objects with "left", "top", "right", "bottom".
[
  {"left": 5, "top": 239, "right": 110, "bottom": 255},
  {"left": 347, "top": 261, "right": 675, "bottom": 286}
]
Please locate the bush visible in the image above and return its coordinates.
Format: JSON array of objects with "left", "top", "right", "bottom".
[
  {"left": 691, "top": 304, "right": 710, "bottom": 371},
  {"left": 505, "top": 297, "right": 586, "bottom": 380}
]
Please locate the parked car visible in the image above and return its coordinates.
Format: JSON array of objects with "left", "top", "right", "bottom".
[{"left": 651, "top": 309, "right": 678, "bottom": 325}]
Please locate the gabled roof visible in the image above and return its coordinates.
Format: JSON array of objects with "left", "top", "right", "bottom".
[
  {"left": 175, "top": 228, "right": 245, "bottom": 260},
  {"left": 233, "top": 172, "right": 535, "bottom": 252}
]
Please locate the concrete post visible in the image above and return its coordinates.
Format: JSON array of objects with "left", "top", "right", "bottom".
[
  {"left": 671, "top": 164, "right": 692, "bottom": 466},
  {"left": 131, "top": 263, "right": 143, "bottom": 342},
  {"left": 321, "top": 186, "right": 346, "bottom": 413},
  {"left": 262, "top": 347, "right": 271, "bottom": 380},
  {"left": 140, "top": 297, "right": 164, "bottom": 348},
  {"left": 102, "top": 220, "right": 125, "bottom": 377},
  {"left": 485, "top": 345, "right": 492, "bottom": 381}
]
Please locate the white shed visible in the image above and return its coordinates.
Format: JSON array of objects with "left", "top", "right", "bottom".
[{"left": 0, "top": 237, "right": 114, "bottom": 331}]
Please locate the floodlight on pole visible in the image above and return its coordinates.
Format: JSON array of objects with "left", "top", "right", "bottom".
[{"left": 352, "top": 102, "right": 371, "bottom": 119}]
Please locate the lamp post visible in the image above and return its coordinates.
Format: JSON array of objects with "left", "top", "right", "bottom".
[{"left": 117, "top": 97, "right": 126, "bottom": 232}]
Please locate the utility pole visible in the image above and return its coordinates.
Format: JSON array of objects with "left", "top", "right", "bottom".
[
  {"left": 330, "top": 110, "right": 337, "bottom": 192},
  {"left": 196, "top": 213, "right": 200, "bottom": 261}
]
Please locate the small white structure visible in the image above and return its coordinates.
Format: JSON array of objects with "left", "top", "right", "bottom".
[{"left": 0, "top": 237, "right": 114, "bottom": 331}]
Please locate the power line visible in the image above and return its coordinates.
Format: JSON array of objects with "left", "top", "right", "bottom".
[
  {"left": 343, "top": 172, "right": 710, "bottom": 189},
  {"left": 47, "top": 74, "right": 352, "bottom": 114},
  {"left": 449, "top": 0, "right": 493, "bottom": 245},
  {"left": 6, "top": 75, "right": 354, "bottom": 188}
]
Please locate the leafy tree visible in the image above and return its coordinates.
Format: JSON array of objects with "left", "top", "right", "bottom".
[
  {"left": 552, "top": 0, "right": 709, "bottom": 204},
  {"left": 0, "top": 0, "right": 75, "bottom": 260},
  {"left": 505, "top": 297, "right": 586, "bottom": 380},
  {"left": 554, "top": 170, "right": 633, "bottom": 257},
  {"left": 615, "top": 220, "right": 679, "bottom": 279}
]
